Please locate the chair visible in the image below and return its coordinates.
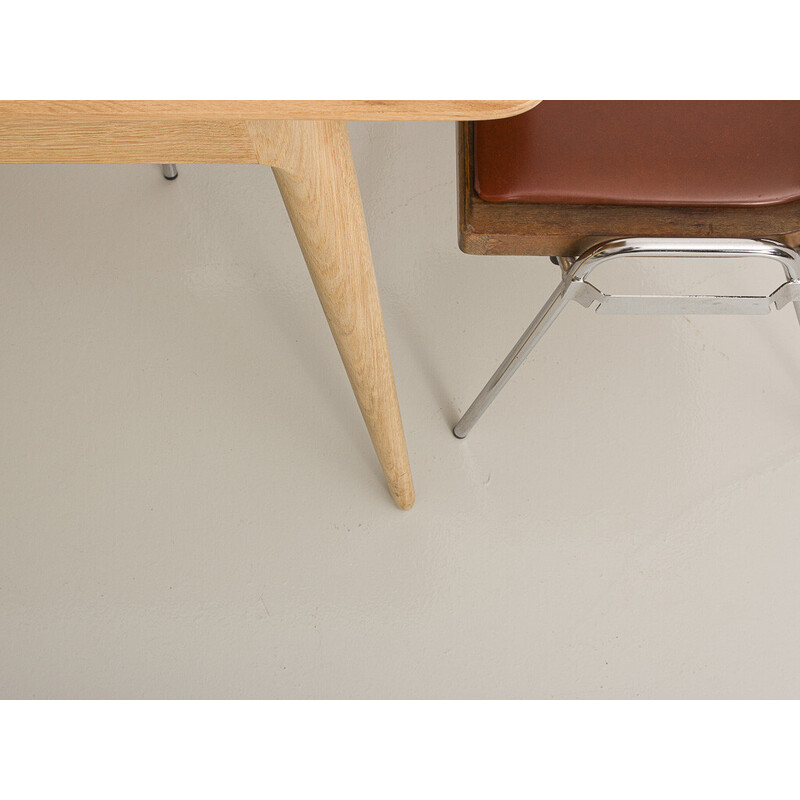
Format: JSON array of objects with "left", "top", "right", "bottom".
[{"left": 453, "top": 100, "right": 800, "bottom": 438}]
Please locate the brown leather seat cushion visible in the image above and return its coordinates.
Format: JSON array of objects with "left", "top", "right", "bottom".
[{"left": 474, "top": 101, "right": 800, "bottom": 207}]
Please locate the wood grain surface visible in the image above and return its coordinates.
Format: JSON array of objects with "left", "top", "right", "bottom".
[
  {"left": 0, "top": 119, "right": 258, "bottom": 163},
  {"left": 251, "top": 120, "right": 415, "bottom": 509},
  {"left": 0, "top": 100, "right": 540, "bottom": 121}
]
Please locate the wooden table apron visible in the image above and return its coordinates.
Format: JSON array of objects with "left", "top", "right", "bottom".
[{"left": 0, "top": 101, "right": 538, "bottom": 509}]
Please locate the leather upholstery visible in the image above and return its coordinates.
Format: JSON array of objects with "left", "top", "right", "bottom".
[{"left": 473, "top": 101, "right": 800, "bottom": 207}]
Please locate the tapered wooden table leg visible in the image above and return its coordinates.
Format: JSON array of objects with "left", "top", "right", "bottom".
[{"left": 263, "top": 120, "right": 414, "bottom": 509}]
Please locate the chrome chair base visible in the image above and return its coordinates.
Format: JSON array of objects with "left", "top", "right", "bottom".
[
  {"left": 161, "top": 163, "right": 179, "bottom": 181},
  {"left": 453, "top": 238, "right": 800, "bottom": 439}
]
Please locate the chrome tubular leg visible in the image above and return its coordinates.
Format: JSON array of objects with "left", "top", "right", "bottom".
[
  {"left": 453, "top": 262, "right": 578, "bottom": 439},
  {"left": 453, "top": 237, "right": 800, "bottom": 440},
  {"left": 161, "top": 163, "right": 179, "bottom": 181},
  {"left": 780, "top": 249, "right": 800, "bottom": 328}
]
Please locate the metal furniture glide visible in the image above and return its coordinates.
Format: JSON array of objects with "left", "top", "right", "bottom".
[{"left": 453, "top": 101, "right": 800, "bottom": 438}]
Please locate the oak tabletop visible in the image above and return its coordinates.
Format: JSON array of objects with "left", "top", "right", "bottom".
[{"left": 0, "top": 100, "right": 539, "bottom": 121}]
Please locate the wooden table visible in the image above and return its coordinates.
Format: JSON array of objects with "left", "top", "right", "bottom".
[{"left": 0, "top": 100, "right": 538, "bottom": 509}]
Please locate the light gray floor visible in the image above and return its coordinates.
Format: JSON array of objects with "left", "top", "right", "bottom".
[{"left": 2, "top": 122, "right": 800, "bottom": 698}]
